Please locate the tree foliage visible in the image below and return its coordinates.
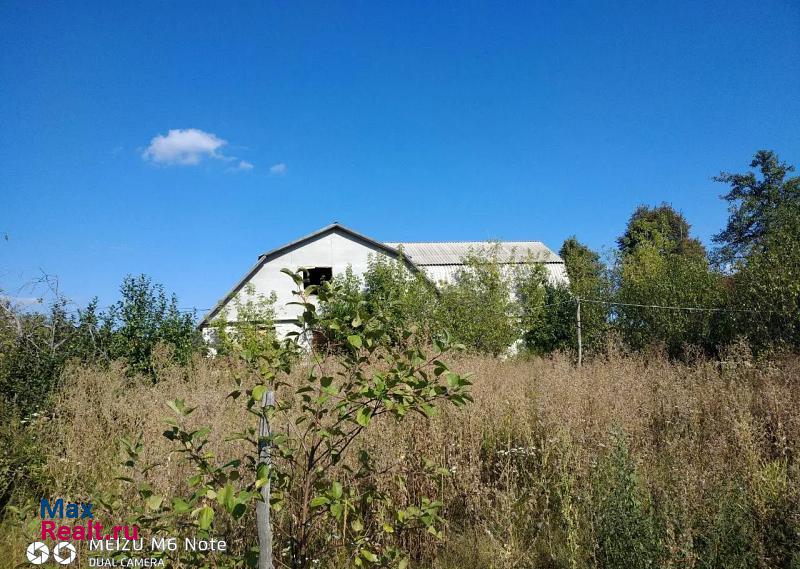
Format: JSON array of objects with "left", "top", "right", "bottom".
[
  {"left": 713, "top": 150, "right": 800, "bottom": 353},
  {"left": 617, "top": 204, "right": 706, "bottom": 259},
  {"left": 518, "top": 279, "right": 572, "bottom": 355},
  {"left": 0, "top": 293, "right": 99, "bottom": 415},
  {"left": 361, "top": 254, "right": 439, "bottom": 342},
  {"left": 516, "top": 238, "right": 611, "bottom": 357},
  {"left": 713, "top": 150, "right": 800, "bottom": 265},
  {"left": 318, "top": 258, "right": 440, "bottom": 350},
  {"left": 560, "top": 237, "right": 611, "bottom": 353},
  {"left": 728, "top": 209, "right": 800, "bottom": 352},
  {"left": 437, "top": 249, "right": 520, "bottom": 355},
  {"left": 0, "top": 274, "right": 200, "bottom": 416},
  {"left": 209, "top": 284, "right": 278, "bottom": 358},
  {"left": 614, "top": 244, "right": 725, "bottom": 356},
  {"left": 104, "top": 274, "right": 199, "bottom": 376},
  {"left": 614, "top": 204, "right": 726, "bottom": 357}
]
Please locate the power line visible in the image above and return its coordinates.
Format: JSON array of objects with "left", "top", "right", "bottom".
[
  {"left": 578, "top": 298, "right": 764, "bottom": 315},
  {"left": 6, "top": 289, "right": 784, "bottom": 320},
  {"left": 540, "top": 298, "right": 576, "bottom": 309}
]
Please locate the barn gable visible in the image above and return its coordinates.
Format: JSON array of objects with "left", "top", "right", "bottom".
[{"left": 199, "top": 223, "right": 415, "bottom": 328}]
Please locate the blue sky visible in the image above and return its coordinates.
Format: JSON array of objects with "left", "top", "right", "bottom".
[{"left": 1, "top": 1, "right": 798, "bottom": 313}]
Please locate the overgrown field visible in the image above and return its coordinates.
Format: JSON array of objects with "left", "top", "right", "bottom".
[{"left": 2, "top": 349, "right": 798, "bottom": 568}]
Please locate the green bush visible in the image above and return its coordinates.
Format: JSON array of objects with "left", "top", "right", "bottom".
[
  {"left": 438, "top": 248, "right": 520, "bottom": 355},
  {"left": 694, "top": 482, "right": 758, "bottom": 569},
  {"left": 0, "top": 275, "right": 201, "bottom": 417},
  {"left": 0, "top": 402, "right": 48, "bottom": 517},
  {"left": 209, "top": 284, "right": 278, "bottom": 358},
  {"left": 518, "top": 278, "right": 573, "bottom": 355},
  {"left": 592, "top": 429, "right": 663, "bottom": 569},
  {"left": 0, "top": 297, "right": 101, "bottom": 415},
  {"left": 728, "top": 213, "right": 800, "bottom": 353},
  {"left": 518, "top": 237, "right": 611, "bottom": 357},
  {"left": 362, "top": 254, "right": 440, "bottom": 342},
  {"left": 318, "top": 257, "right": 440, "bottom": 351},
  {"left": 104, "top": 274, "right": 200, "bottom": 376}
]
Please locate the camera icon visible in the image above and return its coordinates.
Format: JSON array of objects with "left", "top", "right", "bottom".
[
  {"left": 26, "top": 541, "right": 77, "bottom": 565},
  {"left": 26, "top": 542, "right": 49, "bottom": 565}
]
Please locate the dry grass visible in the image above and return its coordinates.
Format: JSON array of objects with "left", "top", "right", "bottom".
[{"left": 2, "top": 349, "right": 799, "bottom": 568}]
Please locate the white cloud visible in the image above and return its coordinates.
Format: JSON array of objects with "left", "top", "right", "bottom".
[
  {"left": 142, "top": 128, "right": 228, "bottom": 166},
  {"left": 270, "top": 162, "right": 287, "bottom": 175},
  {"left": 226, "top": 160, "right": 254, "bottom": 173}
]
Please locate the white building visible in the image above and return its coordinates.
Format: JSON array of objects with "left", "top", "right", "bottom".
[{"left": 199, "top": 223, "right": 567, "bottom": 339}]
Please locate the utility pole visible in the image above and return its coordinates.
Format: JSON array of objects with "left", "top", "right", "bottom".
[
  {"left": 256, "top": 390, "right": 275, "bottom": 569},
  {"left": 576, "top": 296, "right": 583, "bottom": 368}
]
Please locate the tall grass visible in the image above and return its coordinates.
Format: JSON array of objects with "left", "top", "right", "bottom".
[{"left": 2, "top": 349, "right": 799, "bottom": 568}]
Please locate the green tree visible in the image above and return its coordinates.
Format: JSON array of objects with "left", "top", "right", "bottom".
[
  {"left": 209, "top": 285, "right": 278, "bottom": 358},
  {"left": 618, "top": 204, "right": 706, "bottom": 259},
  {"left": 517, "top": 276, "right": 573, "bottom": 355},
  {"left": 314, "top": 267, "right": 365, "bottom": 350},
  {"left": 0, "top": 277, "right": 107, "bottom": 415},
  {"left": 713, "top": 150, "right": 800, "bottom": 352},
  {"left": 517, "top": 238, "right": 610, "bottom": 357},
  {"left": 0, "top": 299, "right": 76, "bottom": 414},
  {"left": 614, "top": 205, "right": 725, "bottom": 356},
  {"left": 361, "top": 255, "right": 439, "bottom": 343},
  {"left": 713, "top": 150, "right": 800, "bottom": 265},
  {"left": 1, "top": 275, "right": 202, "bottom": 414},
  {"left": 437, "top": 249, "right": 519, "bottom": 355},
  {"left": 560, "top": 238, "right": 610, "bottom": 353},
  {"left": 729, "top": 213, "right": 800, "bottom": 352},
  {"left": 105, "top": 274, "right": 199, "bottom": 377},
  {"left": 317, "top": 258, "right": 439, "bottom": 350},
  {"left": 615, "top": 246, "right": 725, "bottom": 356}
]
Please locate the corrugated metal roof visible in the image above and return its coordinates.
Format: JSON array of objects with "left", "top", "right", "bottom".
[{"left": 383, "top": 241, "right": 563, "bottom": 266}]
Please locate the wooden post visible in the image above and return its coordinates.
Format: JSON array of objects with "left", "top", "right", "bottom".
[
  {"left": 576, "top": 296, "right": 583, "bottom": 368},
  {"left": 256, "top": 390, "right": 275, "bottom": 569}
]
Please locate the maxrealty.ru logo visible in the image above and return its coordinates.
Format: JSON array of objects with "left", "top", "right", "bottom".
[
  {"left": 39, "top": 498, "right": 139, "bottom": 541},
  {"left": 29, "top": 498, "right": 140, "bottom": 565}
]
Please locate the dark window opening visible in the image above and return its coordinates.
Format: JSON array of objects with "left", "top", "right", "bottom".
[{"left": 303, "top": 267, "right": 332, "bottom": 292}]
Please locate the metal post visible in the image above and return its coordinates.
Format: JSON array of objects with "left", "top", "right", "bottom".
[
  {"left": 256, "top": 390, "right": 274, "bottom": 569},
  {"left": 576, "top": 297, "right": 583, "bottom": 368}
]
